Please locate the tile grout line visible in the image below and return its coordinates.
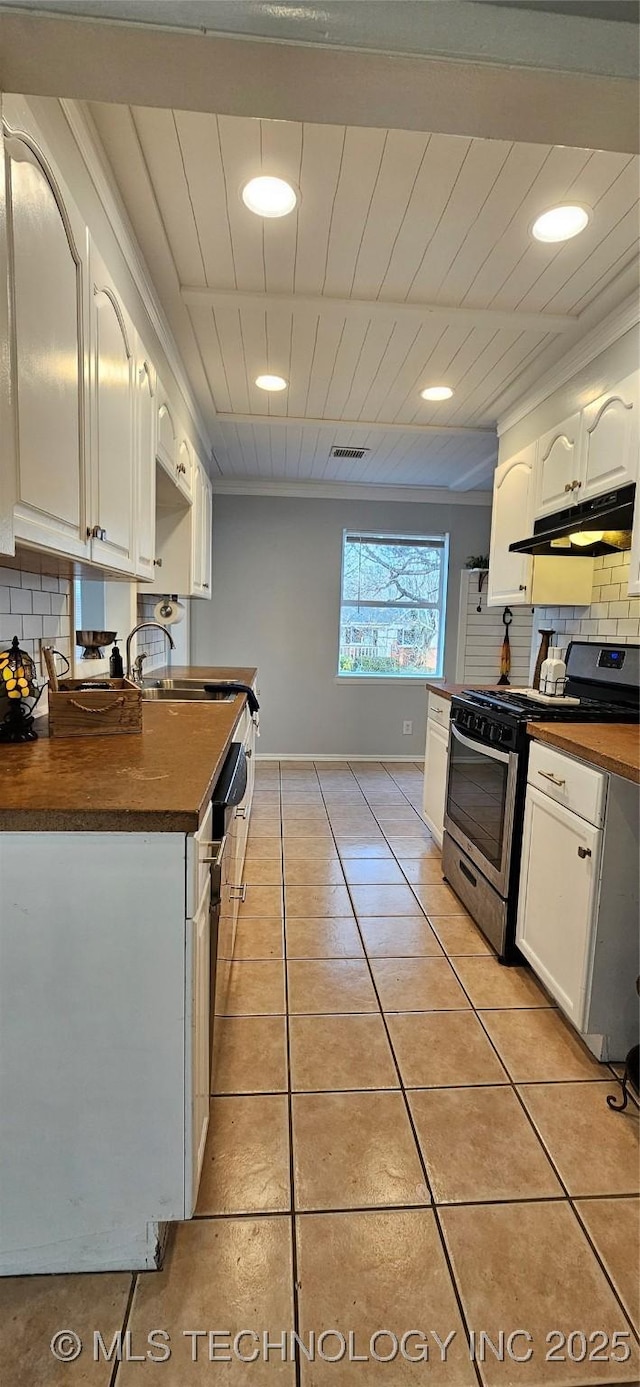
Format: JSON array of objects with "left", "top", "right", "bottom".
[
  {"left": 279, "top": 761, "right": 303, "bottom": 1387},
  {"left": 314, "top": 761, "right": 486, "bottom": 1387}
]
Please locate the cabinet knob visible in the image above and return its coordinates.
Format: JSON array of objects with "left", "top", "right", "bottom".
[
  {"left": 518, "top": 584, "right": 527, "bottom": 591},
  {"left": 87, "top": 524, "right": 107, "bottom": 541},
  {"left": 577, "top": 845, "right": 592, "bottom": 859},
  {"left": 564, "top": 483, "right": 573, "bottom": 493},
  {"left": 177, "top": 462, "right": 187, "bottom": 475},
  {"left": 246, "top": 748, "right": 252, "bottom": 758},
  {"left": 203, "top": 581, "right": 209, "bottom": 589},
  {"left": 572, "top": 479, "right": 581, "bottom": 490},
  {"left": 153, "top": 557, "right": 163, "bottom": 567}
]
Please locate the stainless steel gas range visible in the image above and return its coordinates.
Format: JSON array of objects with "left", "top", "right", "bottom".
[{"left": 442, "top": 641, "right": 640, "bottom": 963}]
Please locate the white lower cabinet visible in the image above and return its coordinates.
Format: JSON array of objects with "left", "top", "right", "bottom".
[
  {"left": 516, "top": 742, "right": 639, "bottom": 1059},
  {"left": 517, "top": 786, "right": 600, "bottom": 1027},
  {"left": 185, "top": 877, "right": 211, "bottom": 1218},
  {"left": 423, "top": 695, "right": 450, "bottom": 846}
]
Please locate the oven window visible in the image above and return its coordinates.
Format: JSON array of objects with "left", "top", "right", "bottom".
[{"left": 447, "top": 732, "right": 509, "bottom": 870}]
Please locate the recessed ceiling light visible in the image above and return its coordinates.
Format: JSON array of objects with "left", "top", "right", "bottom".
[
  {"left": 255, "top": 373, "right": 288, "bottom": 392},
  {"left": 421, "top": 385, "right": 453, "bottom": 402},
  {"left": 531, "top": 205, "right": 590, "bottom": 243},
  {"left": 242, "top": 176, "right": 298, "bottom": 218}
]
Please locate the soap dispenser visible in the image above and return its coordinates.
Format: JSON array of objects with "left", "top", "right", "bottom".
[{"left": 109, "top": 641, "right": 124, "bottom": 679}]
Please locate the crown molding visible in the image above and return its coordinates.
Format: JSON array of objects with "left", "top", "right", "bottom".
[
  {"left": 210, "top": 478, "right": 492, "bottom": 505},
  {"left": 497, "top": 293, "right": 640, "bottom": 437},
  {"left": 58, "top": 97, "right": 212, "bottom": 461}
]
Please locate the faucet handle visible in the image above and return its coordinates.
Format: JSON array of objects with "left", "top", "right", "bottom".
[{"left": 132, "top": 652, "right": 147, "bottom": 684}]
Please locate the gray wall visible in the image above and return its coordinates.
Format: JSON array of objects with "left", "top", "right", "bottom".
[{"left": 192, "top": 494, "right": 491, "bottom": 757}]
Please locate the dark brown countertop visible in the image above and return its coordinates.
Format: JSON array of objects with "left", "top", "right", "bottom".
[
  {"left": 425, "top": 680, "right": 496, "bottom": 702},
  {"left": 0, "top": 666, "right": 258, "bottom": 832},
  {"left": 527, "top": 722, "right": 640, "bottom": 785}
]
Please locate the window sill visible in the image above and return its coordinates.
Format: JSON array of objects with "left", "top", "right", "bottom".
[{"left": 335, "top": 675, "right": 442, "bottom": 686}]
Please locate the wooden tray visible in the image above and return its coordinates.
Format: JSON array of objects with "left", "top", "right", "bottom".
[{"left": 48, "top": 678, "right": 142, "bottom": 738}]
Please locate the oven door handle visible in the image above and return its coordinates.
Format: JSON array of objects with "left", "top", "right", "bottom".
[{"left": 450, "top": 721, "right": 511, "bottom": 765}]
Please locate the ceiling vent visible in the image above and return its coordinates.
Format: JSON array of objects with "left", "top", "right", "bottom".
[{"left": 330, "top": 446, "right": 370, "bottom": 460}]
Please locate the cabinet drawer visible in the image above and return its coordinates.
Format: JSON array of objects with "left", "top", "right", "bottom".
[
  {"left": 427, "top": 692, "right": 451, "bottom": 729},
  {"left": 527, "top": 741, "right": 606, "bottom": 827},
  {"left": 186, "top": 799, "right": 215, "bottom": 917}
]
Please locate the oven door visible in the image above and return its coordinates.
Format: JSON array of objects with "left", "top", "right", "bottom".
[{"left": 444, "top": 722, "right": 519, "bottom": 897}]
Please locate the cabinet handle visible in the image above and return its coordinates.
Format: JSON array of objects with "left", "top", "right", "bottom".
[
  {"left": 87, "top": 524, "right": 107, "bottom": 541},
  {"left": 177, "top": 462, "right": 187, "bottom": 475},
  {"left": 572, "top": 479, "right": 581, "bottom": 490},
  {"left": 564, "top": 483, "right": 573, "bottom": 493},
  {"left": 538, "top": 770, "right": 566, "bottom": 787},
  {"left": 230, "top": 884, "right": 247, "bottom": 902},
  {"left": 203, "top": 581, "right": 210, "bottom": 589},
  {"left": 153, "top": 557, "right": 163, "bottom": 567},
  {"left": 577, "top": 845, "right": 592, "bottom": 859},
  {"left": 518, "top": 584, "right": 527, "bottom": 591},
  {"left": 235, "top": 807, "right": 247, "bottom": 819},
  {"left": 245, "top": 748, "right": 252, "bottom": 758}
]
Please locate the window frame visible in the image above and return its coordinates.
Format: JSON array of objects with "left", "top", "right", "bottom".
[{"left": 336, "top": 529, "right": 449, "bottom": 682}]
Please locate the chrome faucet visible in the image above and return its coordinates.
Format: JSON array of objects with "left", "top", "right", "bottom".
[{"left": 125, "top": 622, "right": 176, "bottom": 683}]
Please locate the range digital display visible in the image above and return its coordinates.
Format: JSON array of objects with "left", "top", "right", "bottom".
[{"left": 598, "top": 648, "right": 626, "bottom": 670}]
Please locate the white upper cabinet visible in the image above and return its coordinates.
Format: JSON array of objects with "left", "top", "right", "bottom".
[
  {"left": 534, "top": 413, "right": 581, "bottom": 518},
  {"left": 580, "top": 371, "right": 639, "bottom": 500},
  {"left": 135, "top": 346, "right": 157, "bottom": 581},
  {"left": 4, "top": 115, "right": 90, "bottom": 559},
  {"left": 191, "top": 461, "right": 212, "bottom": 598},
  {"left": 157, "top": 389, "right": 177, "bottom": 479},
  {"left": 0, "top": 100, "right": 16, "bottom": 556},
  {"left": 176, "top": 437, "right": 193, "bottom": 503},
  {"left": 487, "top": 447, "right": 535, "bottom": 606},
  {"left": 88, "top": 245, "right": 136, "bottom": 574}
]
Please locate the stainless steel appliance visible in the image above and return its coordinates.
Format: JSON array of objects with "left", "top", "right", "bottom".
[
  {"left": 207, "top": 742, "right": 248, "bottom": 1070},
  {"left": 443, "top": 641, "right": 640, "bottom": 962}
]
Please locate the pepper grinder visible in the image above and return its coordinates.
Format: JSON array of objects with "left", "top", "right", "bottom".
[{"left": 533, "top": 628, "right": 554, "bottom": 691}]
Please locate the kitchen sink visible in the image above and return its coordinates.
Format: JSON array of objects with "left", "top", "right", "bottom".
[{"left": 141, "top": 682, "right": 236, "bottom": 702}]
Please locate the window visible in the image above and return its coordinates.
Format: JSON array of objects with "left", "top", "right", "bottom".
[{"left": 338, "top": 531, "right": 448, "bottom": 679}]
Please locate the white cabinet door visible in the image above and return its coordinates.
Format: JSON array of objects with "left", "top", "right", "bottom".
[
  {"left": 135, "top": 348, "right": 156, "bottom": 581},
  {"left": 157, "top": 391, "right": 177, "bottom": 480},
  {"left": 0, "top": 101, "right": 16, "bottom": 556},
  {"left": 535, "top": 414, "right": 581, "bottom": 518},
  {"left": 5, "top": 124, "right": 90, "bottom": 559},
  {"left": 201, "top": 471, "right": 212, "bottom": 597},
  {"left": 89, "top": 246, "right": 135, "bottom": 574},
  {"left": 176, "top": 437, "right": 193, "bottom": 503},
  {"left": 516, "top": 786, "right": 601, "bottom": 1027},
  {"left": 422, "top": 718, "right": 450, "bottom": 847},
  {"left": 191, "top": 462, "right": 212, "bottom": 598},
  {"left": 487, "top": 447, "right": 535, "bottom": 606},
  {"left": 185, "top": 877, "right": 211, "bottom": 1217},
  {"left": 580, "top": 371, "right": 639, "bottom": 501}
]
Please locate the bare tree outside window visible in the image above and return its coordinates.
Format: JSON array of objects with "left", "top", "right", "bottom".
[{"left": 338, "top": 531, "right": 449, "bottom": 678}]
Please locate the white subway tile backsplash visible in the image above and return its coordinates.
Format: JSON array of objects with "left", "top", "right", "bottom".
[
  {"left": 41, "top": 575, "right": 60, "bottom": 593},
  {"left": 20, "top": 570, "right": 42, "bottom": 591},
  {"left": 1, "top": 569, "right": 23, "bottom": 588},
  {"left": 49, "top": 593, "right": 68, "bottom": 617},
  {"left": 532, "top": 547, "right": 638, "bottom": 666},
  {"left": 0, "top": 587, "right": 10, "bottom": 613},
  {"left": 0, "top": 615, "right": 18, "bottom": 640},
  {"left": 22, "top": 615, "right": 43, "bottom": 639},
  {"left": 9, "top": 588, "right": 32, "bottom": 615},
  {"left": 32, "top": 591, "right": 52, "bottom": 615}
]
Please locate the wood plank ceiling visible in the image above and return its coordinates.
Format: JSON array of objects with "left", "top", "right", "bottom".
[{"left": 88, "top": 102, "right": 639, "bottom": 489}]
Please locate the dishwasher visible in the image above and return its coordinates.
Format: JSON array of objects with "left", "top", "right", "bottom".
[{"left": 207, "top": 742, "right": 248, "bottom": 1074}]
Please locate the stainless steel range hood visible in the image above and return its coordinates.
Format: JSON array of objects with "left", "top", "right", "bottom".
[{"left": 509, "top": 483, "right": 635, "bottom": 557}]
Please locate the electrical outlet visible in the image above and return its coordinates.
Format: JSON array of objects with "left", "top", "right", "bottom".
[{"left": 402, "top": 720, "right": 413, "bottom": 735}]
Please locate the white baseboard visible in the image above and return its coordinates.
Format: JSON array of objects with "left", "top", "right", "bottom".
[{"left": 255, "top": 753, "right": 422, "bottom": 762}]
